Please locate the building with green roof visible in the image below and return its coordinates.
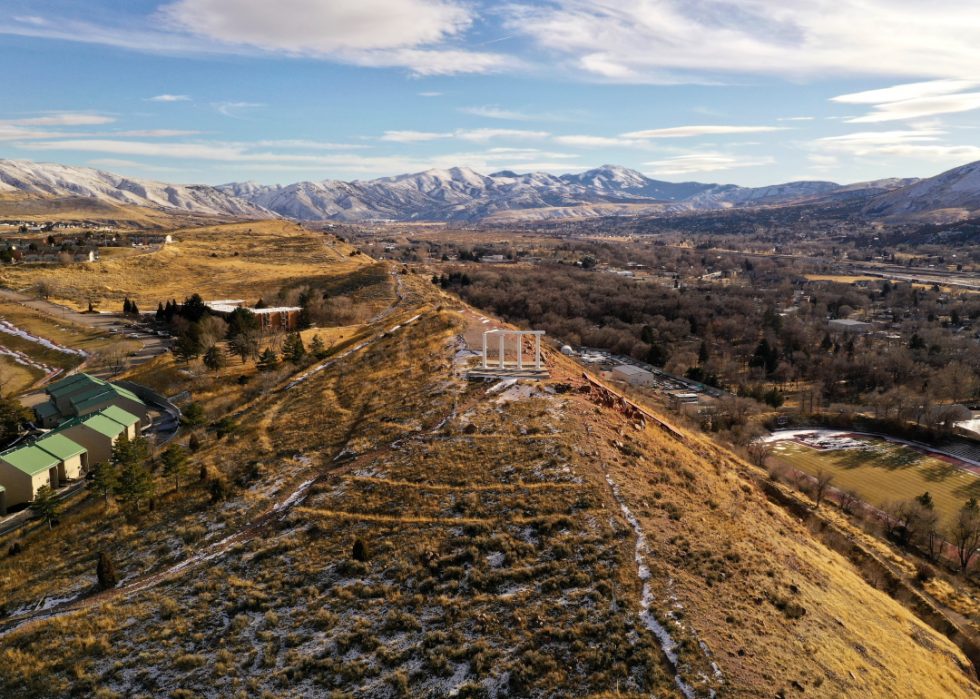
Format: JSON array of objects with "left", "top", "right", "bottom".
[
  {"left": 52, "top": 406, "right": 140, "bottom": 466},
  {"left": 47, "top": 373, "right": 107, "bottom": 413},
  {"left": 68, "top": 384, "right": 147, "bottom": 424},
  {"left": 0, "top": 444, "right": 60, "bottom": 507},
  {"left": 33, "top": 400, "right": 62, "bottom": 429},
  {"left": 34, "top": 432, "right": 88, "bottom": 481}
]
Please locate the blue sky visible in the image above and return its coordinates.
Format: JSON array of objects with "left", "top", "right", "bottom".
[{"left": 3, "top": 0, "right": 980, "bottom": 187}]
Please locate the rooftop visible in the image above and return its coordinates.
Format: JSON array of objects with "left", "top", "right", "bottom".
[
  {"left": 47, "top": 373, "right": 105, "bottom": 399},
  {"left": 69, "top": 384, "right": 144, "bottom": 412},
  {"left": 33, "top": 401, "right": 61, "bottom": 419},
  {"left": 0, "top": 444, "right": 59, "bottom": 476},
  {"left": 34, "top": 433, "right": 85, "bottom": 461},
  {"left": 614, "top": 364, "right": 653, "bottom": 375},
  {"left": 98, "top": 405, "right": 140, "bottom": 427}
]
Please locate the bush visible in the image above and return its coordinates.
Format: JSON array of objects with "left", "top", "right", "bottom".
[
  {"left": 174, "top": 654, "right": 206, "bottom": 670},
  {"left": 352, "top": 538, "right": 369, "bottom": 562},
  {"left": 916, "top": 563, "right": 935, "bottom": 584},
  {"left": 158, "top": 598, "right": 179, "bottom": 620}
]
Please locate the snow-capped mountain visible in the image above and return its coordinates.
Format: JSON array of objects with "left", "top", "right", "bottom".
[
  {"left": 863, "top": 162, "right": 980, "bottom": 220},
  {"left": 0, "top": 160, "right": 276, "bottom": 219}
]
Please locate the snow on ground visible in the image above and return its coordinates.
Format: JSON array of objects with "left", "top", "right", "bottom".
[{"left": 0, "top": 319, "right": 89, "bottom": 356}]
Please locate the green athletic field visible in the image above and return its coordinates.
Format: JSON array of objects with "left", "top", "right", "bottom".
[{"left": 770, "top": 437, "right": 980, "bottom": 520}]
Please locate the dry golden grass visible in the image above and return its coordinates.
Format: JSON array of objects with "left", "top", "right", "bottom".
[
  {"left": 0, "top": 220, "right": 365, "bottom": 312},
  {"left": 0, "top": 270, "right": 976, "bottom": 699}
]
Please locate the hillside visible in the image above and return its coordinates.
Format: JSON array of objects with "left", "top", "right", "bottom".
[
  {"left": 864, "top": 161, "right": 980, "bottom": 222},
  {"left": 0, "top": 265, "right": 975, "bottom": 698},
  {"left": 0, "top": 160, "right": 276, "bottom": 221}
]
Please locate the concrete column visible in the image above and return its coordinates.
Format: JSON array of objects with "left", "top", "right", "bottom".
[
  {"left": 535, "top": 334, "right": 541, "bottom": 370},
  {"left": 482, "top": 332, "right": 488, "bottom": 369},
  {"left": 499, "top": 333, "right": 505, "bottom": 369},
  {"left": 517, "top": 332, "right": 523, "bottom": 370}
]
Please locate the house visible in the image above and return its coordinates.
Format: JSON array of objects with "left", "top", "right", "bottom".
[
  {"left": 669, "top": 393, "right": 700, "bottom": 410},
  {"left": 0, "top": 444, "right": 61, "bottom": 507},
  {"left": 68, "top": 384, "right": 148, "bottom": 424},
  {"left": 51, "top": 407, "right": 141, "bottom": 466},
  {"left": 828, "top": 319, "right": 873, "bottom": 333},
  {"left": 33, "top": 432, "right": 88, "bottom": 481},
  {"left": 612, "top": 364, "right": 656, "bottom": 386},
  {"left": 37, "top": 373, "right": 148, "bottom": 427}
]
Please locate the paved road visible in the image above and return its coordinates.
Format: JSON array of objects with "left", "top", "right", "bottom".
[{"left": 0, "top": 288, "right": 173, "bottom": 378}]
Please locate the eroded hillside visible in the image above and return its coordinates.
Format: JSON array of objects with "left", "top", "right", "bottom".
[{"left": 0, "top": 267, "right": 975, "bottom": 699}]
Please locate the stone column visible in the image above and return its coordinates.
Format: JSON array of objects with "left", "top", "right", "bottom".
[
  {"left": 499, "top": 332, "right": 505, "bottom": 369},
  {"left": 535, "top": 334, "right": 541, "bottom": 370},
  {"left": 517, "top": 332, "right": 523, "bottom": 370},
  {"left": 482, "top": 332, "right": 488, "bottom": 369}
]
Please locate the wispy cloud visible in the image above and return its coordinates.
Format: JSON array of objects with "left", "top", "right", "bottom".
[
  {"left": 622, "top": 125, "right": 786, "bottom": 138},
  {"left": 0, "top": 114, "right": 115, "bottom": 126},
  {"left": 778, "top": 117, "right": 813, "bottom": 121},
  {"left": 811, "top": 128, "right": 980, "bottom": 161},
  {"left": 455, "top": 128, "right": 549, "bottom": 142},
  {"left": 460, "top": 106, "right": 561, "bottom": 121},
  {"left": 147, "top": 94, "right": 191, "bottom": 102},
  {"left": 418, "top": 92, "right": 442, "bottom": 97},
  {"left": 381, "top": 131, "right": 454, "bottom": 142},
  {"left": 215, "top": 102, "right": 265, "bottom": 118},
  {"left": 111, "top": 130, "right": 201, "bottom": 137},
  {"left": 644, "top": 152, "right": 775, "bottom": 175},
  {"left": 831, "top": 80, "right": 980, "bottom": 123},
  {"left": 552, "top": 135, "right": 644, "bottom": 148},
  {"left": 87, "top": 158, "right": 183, "bottom": 172}
]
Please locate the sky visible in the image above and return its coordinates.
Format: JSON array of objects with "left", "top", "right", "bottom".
[{"left": 3, "top": 0, "right": 980, "bottom": 188}]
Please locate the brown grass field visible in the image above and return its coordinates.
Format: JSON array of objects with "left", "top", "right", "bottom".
[
  {"left": 0, "top": 266, "right": 975, "bottom": 698},
  {"left": 771, "top": 438, "right": 980, "bottom": 520},
  {"left": 0, "top": 220, "right": 366, "bottom": 312}
]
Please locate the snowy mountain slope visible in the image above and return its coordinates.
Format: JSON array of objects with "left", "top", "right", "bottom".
[
  {"left": 0, "top": 160, "right": 276, "bottom": 219},
  {"left": 863, "top": 162, "right": 980, "bottom": 219}
]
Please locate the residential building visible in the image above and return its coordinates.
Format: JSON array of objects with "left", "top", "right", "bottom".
[
  {"left": 69, "top": 384, "right": 148, "bottom": 424},
  {"left": 36, "top": 373, "right": 147, "bottom": 426},
  {"left": 51, "top": 407, "right": 141, "bottom": 466},
  {"left": 0, "top": 444, "right": 61, "bottom": 507},
  {"left": 254, "top": 307, "right": 302, "bottom": 331},
  {"left": 33, "top": 432, "right": 88, "bottom": 481}
]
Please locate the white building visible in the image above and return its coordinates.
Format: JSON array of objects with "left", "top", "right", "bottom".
[{"left": 612, "top": 364, "right": 655, "bottom": 386}]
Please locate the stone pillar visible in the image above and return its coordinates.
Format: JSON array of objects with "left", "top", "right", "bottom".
[
  {"left": 482, "top": 332, "right": 488, "bottom": 369},
  {"left": 499, "top": 332, "right": 505, "bottom": 369},
  {"left": 535, "top": 334, "right": 541, "bottom": 370},
  {"left": 517, "top": 332, "right": 523, "bottom": 370}
]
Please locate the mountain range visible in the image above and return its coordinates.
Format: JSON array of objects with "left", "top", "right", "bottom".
[{"left": 4, "top": 157, "right": 980, "bottom": 224}]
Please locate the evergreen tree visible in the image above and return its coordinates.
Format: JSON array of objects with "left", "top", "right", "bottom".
[
  {"left": 123, "top": 298, "right": 132, "bottom": 314},
  {"left": 209, "top": 478, "right": 229, "bottom": 503},
  {"left": 309, "top": 334, "right": 327, "bottom": 359},
  {"left": 697, "top": 341, "right": 709, "bottom": 365},
  {"left": 225, "top": 307, "right": 259, "bottom": 339},
  {"left": 87, "top": 461, "right": 119, "bottom": 505},
  {"left": 202, "top": 345, "right": 227, "bottom": 372},
  {"left": 173, "top": 333, "right": 202, "bottom": 363},
  {"left": 257, "top": 348, "right": 280, "bottom": 372},
  {"left": 30, "top": 485, "right": 60, "bottom": 528},
  {"left": 130, "top": 301, "right": 140, "bottom": 315},
  {"left": 96, "top": 551, "right": 118, "bottom": 591},
  {"left": 215, "top": 416, "right": 239, "bottom": 438},
  {"left": 255, "top": 298, "right": 269, "bottom": 309},
  {"left": 0, "top": 394, "right": 32, "bottom": 437},
  {"left": 352, "top": 538, "right": 369, "bottom": 562},
  {"left": 298, "top": 306, "right": 312, "bottom": 330},
  {"left": 179, "top": 293, "right": 209, "bottom": 323},
  {"left": 161, "top": 444, "right": 188, "bottom": 491},
  {"left": 112, "top": 434, "right": 150, "bottom": 469},
  {"left": 189, "top": 433, "right": 202, "bottom": 453},
  {"left": 646, "top": 343, "right": 668, "bottom": 368},
  {"left": 283, "top": 333, "right": 306, "bottom": 364},
  {"left": 181, "top": 402, "right": 206, "bottom": 427},
  {"left": 156, "top": 302, "right": 165, "bottom": 322},
  {"left": 114, "top": 461, "right": 155, "bottom": 512}
]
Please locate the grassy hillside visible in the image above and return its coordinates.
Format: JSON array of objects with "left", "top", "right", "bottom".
[
  {"left": 0, "top": 220, "right": 367, "bottom": 312},
  {"left": 0, "top": 269, "right": 975, "bottom": 698}
]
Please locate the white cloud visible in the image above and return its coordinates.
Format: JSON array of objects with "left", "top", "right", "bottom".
[
  {"left": 419, "top": 92, "right": 442, "bottom": 97},
  {"left": 830, "top": 81, "right": 980, "bottom": 123},
  {"left": 162, "top": 0, "right": 470, "bottom": 52},
  {"left": 112, "top": 130, "right": 202, "bottom": 137},
  {"left": 643, "top": 153, "right": 774, "bottom": 175},
  {"left": 455, "top": 129, "right": 549, "bottom": 142},
  {"left": 380, "top": 131, "right": 453, "bottom": 142},
  {"left": 0, "top": 114, "right": 115, "bottom": 126},
  {"left": 553, "top": 135, "right": 644, "bottom": 148},
  {"left": 460, "top": 106, "right": 559, "bottom": 121},
  {"left": 621, "top": 125, "right": 785, "bottom": 138},
  {"left": 251, "top": 140, "right": 369, "bottom": 149},
  {"left": 215, "top": 102, "right": 265, "bottom": 117},
  {"left": 811, "top": 128, "right": 980, "bottom": 162},
  {"left": 87, "top": 158, "right": 183, "bottom": 171},
  {"left": 779, "top": 117, "right": 814, "bottom": 121},
  {"left": 14, "top": 16, "right": 47, "bottom": 26},
  {"left": 505, "top": 1, "right": 980, "bottom": 82},
  {"left": 0, "top": 126, "right": 92, "bottom": 142},
  {"left": 148, "top": 94, "right": 192, "bottom": 102}
]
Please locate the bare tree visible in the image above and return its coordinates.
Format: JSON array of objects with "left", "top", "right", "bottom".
[
  {"left": 198, "top": 316, "right": 229, "bottom": 350},
  {"left": 100, "top": 348, "right": 128, "bottom": 377},
  {"left": 948, "top": 499, "right": 980, "bottom": 571},
  {"left": 35, "top": 279, "right": 56, "bottom": 300},
  {"left": 838, "top": 488, "right": 861, "bottom": 516},
  {"left": 812, "top": 469, "right": 835, "bottom": 508},
  {"left": 746, "top": 442, "right": 770, "bottom": 468},
  {"left": 229, "top": 329, "right": 260, "bottom": 364}
]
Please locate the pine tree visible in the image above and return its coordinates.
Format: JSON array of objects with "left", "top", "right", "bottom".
[
  {"left": 161, "top": 444, "right": 188, "bottom": 491},
  {"left": 130, "top": 301, "right": 140, "bottom": 315},
  {"left": 112, "top": 434, "right": 150, "bottom": 469},
  {"left": 310, "top": 334, "right": 327, "bottom": 359},
  {"left": 283, "top": 333, "right": 306, "bottom": 364},
  {"left": 114, "top": 461, "right": 155, "bottom": 512},
  {"left": 352, "top": 538, "right": 369, "bottom": 562},
  {"left": 202, "top": 345, "right": 227, "bottom": 372},
  {"left": 156, "top": 302, "right": 165, "bottom": 322},
  {"left": 87, "top": 461, "right": 119, "bottom": 505},
  {"left": 180, "top": 402, "right": 206, "bottom": 427},
  {"left": 30, "top": 485, "right": 61, "bottom": 528},
  {"left": 698, "top": 342, "right": 709, "bottom": 365},
  {"left": 257, "top": 348, "right": 280, "bottom": 372},
  {"left": 189, "top": 433, "right": 202, "bottom": 453},
  {"left": 96, "top": 551, "right": 118, "bottom": 591},
  {"left": 123, "top": 298, "right": 132, "bottom": 314}
]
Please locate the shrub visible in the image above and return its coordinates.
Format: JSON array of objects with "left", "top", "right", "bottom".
[
  {"left": 174, "top": 654, "right": 206, "bottom": 670},
  {"left": 352, "top": 538, "right": 369, "bottom": 562},
  {"left": 158, "top": 598, "right": 179, "bottom": 620},
  {"left": 916, "top": 563, "right": 935, "bottom": 584}
]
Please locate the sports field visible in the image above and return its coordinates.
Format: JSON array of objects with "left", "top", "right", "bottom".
[{"left": 770, "top": 437, "right": 980, "bottom": 520}]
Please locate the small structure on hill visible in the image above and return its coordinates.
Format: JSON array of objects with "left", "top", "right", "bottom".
[{"left": 468, "top": 329, "right": 549, "bottom": 379}]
